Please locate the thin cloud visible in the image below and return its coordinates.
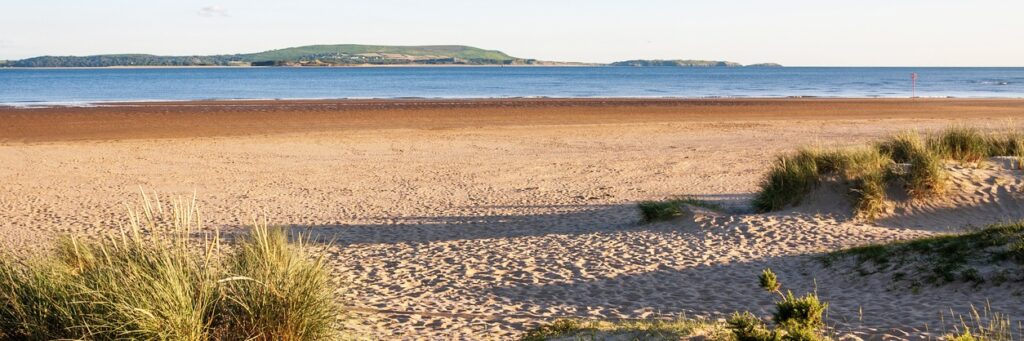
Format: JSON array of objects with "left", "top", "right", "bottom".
[{"left": 197, "top": 5, "right": 229, "bottom": 17}]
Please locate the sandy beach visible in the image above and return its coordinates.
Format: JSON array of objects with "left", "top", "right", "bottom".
[{"left": 3, "top": 98, "right": 1024, "bottom": 339}]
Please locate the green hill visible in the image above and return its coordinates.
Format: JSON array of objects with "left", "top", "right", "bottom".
[
  {"left": 8, "top": 44, "right": 528, "bottom": 67},
  {"left": 240, "top": 45, "right": 516, "bottom": 63}
]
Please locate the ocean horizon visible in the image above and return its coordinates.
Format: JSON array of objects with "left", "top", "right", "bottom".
[{"left": 2, "top": 66, "right": 1023, "bottom": 107}]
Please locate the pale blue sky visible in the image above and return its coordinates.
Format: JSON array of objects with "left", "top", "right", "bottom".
[{"left": 1, "top": 0, "right": 1022, "bottom": 66}]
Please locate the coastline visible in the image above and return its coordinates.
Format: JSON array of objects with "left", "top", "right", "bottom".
[{"left": 4, "top": 97, "right": 1024, "bottom": 143}]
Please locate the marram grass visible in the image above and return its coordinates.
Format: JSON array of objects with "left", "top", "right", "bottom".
[
  {"left": 752, "top": 147, "right": 891, "bottom": 219},
  {"left": 752, "top": 126, "right": 1024, "bottom": 218},
  {"left": 0, "top": 193, "right": 340, "bottom": 341}
]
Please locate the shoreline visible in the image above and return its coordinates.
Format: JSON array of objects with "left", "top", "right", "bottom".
[
  {"left": 3, "top": 95, "right": 1023, "bottom": 109},
  {"left": 4, "top": 97, "right": 1024, "bottom": 143}
]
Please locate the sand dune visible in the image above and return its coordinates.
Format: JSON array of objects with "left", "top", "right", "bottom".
[{"left": 2, "top": 99, "right": 1023, "bottom": 339}]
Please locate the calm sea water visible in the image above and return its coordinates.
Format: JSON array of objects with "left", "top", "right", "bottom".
[{"left": 1, "top": 67, "right": 1023, "bottom": 106}]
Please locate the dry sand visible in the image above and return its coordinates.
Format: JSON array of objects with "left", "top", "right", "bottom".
[{"left": 2, "top": 99, "right": 1024, "bottom": 339}]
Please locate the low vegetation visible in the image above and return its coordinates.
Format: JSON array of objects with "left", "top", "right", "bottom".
[
  {"left": 822, "top": 221, "right": 1024, "bottom": 288},
  {"left": 727, "top": 269, "right": 830, "bottom": 341},
  {"left": 751, "top": 147, "right": 893, "bottom": 219},
  {"left": 941, "top": 304, "right": 1019, "bottom": 341},
  {"left": 520, "top": 318, "right": 729, "bottom": 341},
  {"left": 754, "top": 127, "right": 1024, "bottom": 218},
  {"left": 0, "top": 195, "right": 340, "bottom": 340},
  {"left": 523, "top": 269, "right": 830, "bottom": 341},
  {"left": 638, "top": 196, "right": 725, "bottom": 223},
  {"left": 929, "top": 126, "right": 992, "bottom": 163}
]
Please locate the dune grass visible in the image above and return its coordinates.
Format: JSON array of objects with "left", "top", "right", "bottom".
[
  {"left": 0, "top": 194, "right": 340, "bottom": 341},
  {"left": 942, "top": 304, "right": 1020, "bottom": 341},
  {"left": 218, "top": 219, "right": 338, "bottom": 340},
  {"left": 877, "top": 131, "right": 948, "bottom": 198},
  {"left": 988, "top": 131, "right": 1024, "bottom": 170},
  {"left": 822, "top": 221, "right": 1024, "bottom": 287},
  {"left": 752, "top": 147, "right": 891, "bottom": 219},
  {"left": 751, "top": 149, "right": 825, "bottom": 213},
  {"left": 929, "top": 126, "right": 992, "bottom": 163},
  {"left": 753, "top": 127, "right": 1024, "bottom": 218}
]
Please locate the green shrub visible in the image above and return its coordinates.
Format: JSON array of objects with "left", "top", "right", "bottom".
[
  {"left": 730, "top": 269, "right": 829, "bottom": 341},
  {"left": 728, "top": 312, "right": 778, "bottom": 341},
  {"left": 759, "top": 268, "right": 780, "bottom": 292},
  {"left": 774, "top": 292, "right": 827, "bottom": 332}
]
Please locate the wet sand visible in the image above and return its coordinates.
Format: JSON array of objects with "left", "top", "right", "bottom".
[{"left": 4, "top": 98, "right": 1024, "bottom": 143}]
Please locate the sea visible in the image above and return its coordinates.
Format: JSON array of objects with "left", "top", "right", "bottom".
[{"left": 1, "top": 67, "right": 1023, "bottom": 107}]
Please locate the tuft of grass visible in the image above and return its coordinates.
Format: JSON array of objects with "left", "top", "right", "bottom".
[
  {"left": 521, "top": 318, "right": 728, "bottom": 341},
  {"left": 0, "top": 257, "right": 80, "bottom": 340},
  {"left": 905, "top": 146, "right": 948, "bottom": 198},
  {"left": 822, "top": 221, "right": 1024, "bottom": 286},
  {"left": 988, "top": 132, "right": 1024, "bottom": 170},
  {"left": 638, "top": 200, "right": 686, "bottom": 222},
  {"left": 638, "top": 196, "right": 725, "bottom": 223},
  {"left": 842, "top": 149, "right": 892, "bottom": 219},
  {"left": 219, "top": 221, "right": 338, "bottom": 340},
  {"left": 0, "top": 194, "right": 341, "bottom": 341},
  {"left": 675, "top": 196, "right": 726, "bottom": 212},
  {"left": 876, "top": 131, "right": 948, "bottom": 198},
  {"left": 942, "top": 304, "right": 1018, "bottom": 341},
  {"left": 930, "top": 126, "right": 991, "bottom": 163},
  {"left": 752, "top": 149, "right": 825, "bottom": 213},
  {"left": 752, "top": 147, "right": 892, "bottom": 219},
  {"left": 877, "top": 131, "right": 927, "bottom": 164}
]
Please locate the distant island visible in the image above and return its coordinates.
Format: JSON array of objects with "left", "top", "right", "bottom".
[
  {"left": 0, "top": 44, "right": 780, "bottom": 68},
  {"left": 0, "top": 45, "right": 576, "bottom": 67},
  {"left": 610, "top": 60, "right": 782, "bottom": 68}
]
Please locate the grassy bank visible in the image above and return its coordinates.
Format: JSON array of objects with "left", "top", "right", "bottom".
[
  {"left": 752, "top": 127, "right": 1023, "bottom": 218},
  {"left": 0, "top": 195, "right": 340, "bottom": 340},
  {"left": 822, "top": 221, "right": 1024, "bottom": 287}
]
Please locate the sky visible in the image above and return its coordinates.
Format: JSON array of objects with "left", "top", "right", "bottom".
[{"left": 1, "top": 0, "right": 1023, "bottom": 66}]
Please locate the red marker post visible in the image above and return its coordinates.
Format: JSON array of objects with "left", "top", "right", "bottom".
[{"left": 911, "top": 73, "right": 918, "bottom": 98}]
